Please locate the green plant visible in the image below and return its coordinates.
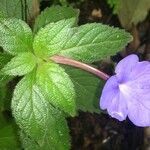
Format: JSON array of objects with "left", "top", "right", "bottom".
[{"left": 0, "top": 4, "right": 132, "bottom": 149}]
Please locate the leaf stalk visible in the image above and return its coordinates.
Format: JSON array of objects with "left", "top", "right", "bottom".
[{"left": 51, "top": 55, "right": 110, "bottom": 80}]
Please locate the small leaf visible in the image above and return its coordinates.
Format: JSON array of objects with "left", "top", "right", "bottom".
[
  {"left": 59, "top": 23, "right": 132, "bottom": 63},
  {"left": 12, "top": 71, "right": 71, "bottom": 149},
  {"left": 64, "top": 66, "right": 104, "bottom": 113},
  {"left": 36, "top": 62, "right": 76, "bottom": 116},
  {"left": 33, "top": 6, "right": 79, "bottom": 33},
  {"left": 107, "top": 0, "right": 120, "bottom": 13},
  {"left": 0, "top": 18, "right": 33, "bottom": 55},
  {"left": 1, "top": 52, "right": 37, "bottom": 76},
  {"left": 33, "top": 18, "right": 75, "bottom": 58}
]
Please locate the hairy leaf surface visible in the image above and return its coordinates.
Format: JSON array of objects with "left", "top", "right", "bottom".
[
  {"left": 34, "top": 20, "right": 132, "bottom": 63},
  {"left": 59, "top": 23, "right": 132, "bottom": 62},
  {"left": 33, "top": 18, "right": 75, "bottom": 58},
  {"left": 36, "top": 62, "right": 76, "bottom": 116},
  {"left": 12, "top": 71, "right": 70, "bottom": 149},
  {"left": 2, "top": 52, "right": 36, "bottom": 76},
  {"left": 0, "top": 18, "right": 33, "bottom": 55},
  {"left": 34, "top": 6, "right": 79, "bottom": 33}
]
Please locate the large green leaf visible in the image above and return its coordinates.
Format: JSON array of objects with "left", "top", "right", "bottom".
[
  {"left": 12, "top": 71, "right": 70, "bottom": 149},
  {"left": 1, "top": 52, "right": 37, "bottom": 76},
  {"left": 34, "top": 19, "right": 132, "bottom": 63},
  {"left": 59, "top": 23, "right": 132, "bottom": 63},
  {"left": 64, "top": 66, "right": 104, "bottom": 113},
  {"left": 0, "top": 18, "right": 33, "bottom": 55},
  {"left": 33, "top": 18, "right": 75, "bottom": 58},
  {"left": 33, "top": 6, "right": 79, "bottom": 33},
  {"left": 36, "top": 62, "right": 76, "bottom": 116}
]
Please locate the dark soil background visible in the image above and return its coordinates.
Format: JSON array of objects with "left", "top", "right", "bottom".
[{"left": 40, "top": 0, "right": 150, "bottom": 150}]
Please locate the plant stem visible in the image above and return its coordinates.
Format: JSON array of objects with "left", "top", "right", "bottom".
[{"left": 51, "top": 55, "right": 110, "bottom": 81}]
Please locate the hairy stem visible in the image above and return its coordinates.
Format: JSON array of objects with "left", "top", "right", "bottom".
[{"left": 51, "top": 55, "right": 110, "bottom": 80}]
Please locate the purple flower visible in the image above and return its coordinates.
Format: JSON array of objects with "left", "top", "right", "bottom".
[{"left": 100, "top": 54, "right": 150, "bottom": 127}]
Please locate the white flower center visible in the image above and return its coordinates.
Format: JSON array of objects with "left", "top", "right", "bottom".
[{"left": 119, "top": 83, "right": 130, "bottom": 96}]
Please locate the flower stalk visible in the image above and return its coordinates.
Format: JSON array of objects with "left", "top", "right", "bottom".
[{"left": 51, "top": 55, "right": 110, "bottom": 80}]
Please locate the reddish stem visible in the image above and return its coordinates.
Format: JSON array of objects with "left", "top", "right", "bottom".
[{"left": 51, "top": 55, "right": 110, "bottom": 80}]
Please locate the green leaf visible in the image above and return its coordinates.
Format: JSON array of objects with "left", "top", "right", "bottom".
[
  {"left": 33, "top": 18, "right": 75, "bottom": 58},
  {"left": 64, "top": 66, "right": 104, "bottom": 113},
  {"left": 0, "top": 53, "right": 13, "bottom": 108},
  {"left": 0, "top": 0, "right": 23, "bottom": 19},
  {"left": 0, "top": 0, "right": 33, "bottom": 21},
  {"left": 0, "top": 115, "right": 20, "bottom": 149},
  {"left": 0, "top": 83, "right": 13, "bottom": 111},
  {"left": 1, "top": 52, "right": 37, "bottom": 76},
  {"left": 12, "top": 71, "right": 71, "bottom": 149},
  {"left": 0, "top": 10, "right": 6, "bottom": 20},
  {"left": 33, "top": 6, "right": 79, "bottom": 33},
  {"left": 20, "top": 131, "right": 41, "bottom": 150},
  {"left": 36, "top": 62, "right": 76, "bottom": 116},
  {"left": 0, "top": 74, "right": 12, "bottom": 85},
  {"left": 0, "top": 18, "right": 33, "bottom": 55},
  {"left": 0, "top": 52, "right": 12, "bottom": 84},
  {"left": 117, "top": 0, "right": 150, "bottom": 29},
  {"left": 0, "top": 85, "right": 7, "bottom": 110},
  {"left": 0, "top": 113, "right": 7, "bottom": 128},
  {"left": 107, "top": 0, "right": 120, "bottom": 13},
  {"left": 0, "top": 52, "right": 13, "bottom": 70},
  {"left": 0, "top": 124, "right": 20, "bottom": 149},
  {"left": 34, "top": 20, "right": 132, "bottom": 62},
  {"left": 59, "top": 23, "right": 132, "bottom": 63}
]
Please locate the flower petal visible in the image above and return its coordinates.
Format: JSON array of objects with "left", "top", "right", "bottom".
[
  {"left": 130, "top": 61, "right": 150, "bottom": 80},
  {"left": 115, "top": 54, "right": 139, "bottom": 82},
  {"left": 122, "top": 81, "right": 150, "bottom": 126},
  {"left": 126, "top": 70, "right": 150, "bottom": 109},
  {"left": 128, "top": 100, "right": 150, "bottom": 127},
  {"left": 107, "top": 93, "right": 128, "bottom": 121},
  {"left": 100, "top": 76, "right": 118, "bottom": 109},
  {"left": 100, "top": 76, "right": 128, "bottom": 121}
]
